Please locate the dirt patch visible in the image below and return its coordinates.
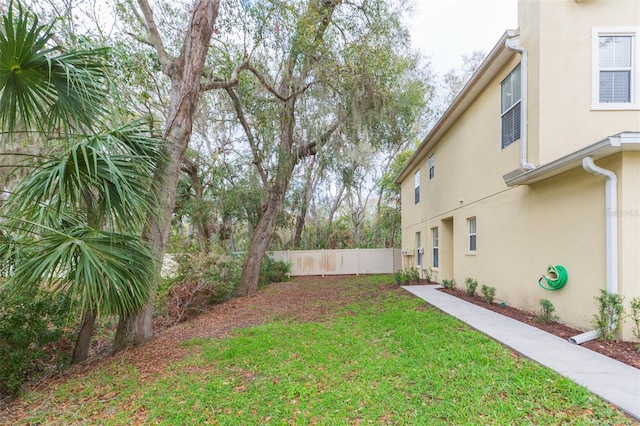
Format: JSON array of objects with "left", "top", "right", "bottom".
[{"left": 438, "top": 287, "right": 640, "bottom": 369}]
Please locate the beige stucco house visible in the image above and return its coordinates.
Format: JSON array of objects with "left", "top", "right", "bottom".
[{"left": 396, "top": 0, "right": 640, "bottom": 340}]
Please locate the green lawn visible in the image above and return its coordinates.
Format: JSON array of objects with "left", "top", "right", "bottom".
[{"left": 12, "top": 276, "right": 634, "bottom": 425}]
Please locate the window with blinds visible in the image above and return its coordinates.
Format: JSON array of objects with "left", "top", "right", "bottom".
[
  {"left": 431, "top": 227, "right": 439, "bottom": 268},
  {"left": 501, "top": 65, "right": 521, "bottom": 149},
  {"left": 592, "top": 28, "right": 638, "bottom": 109},
  {"left": 599, "top": 35, "right": 632, "bottom": 103},
  {"left": 468, "top": 217, "right": 477, "bottom": 252}
]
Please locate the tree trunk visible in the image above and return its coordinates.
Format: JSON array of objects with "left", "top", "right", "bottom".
[
  {"left": 112, "top": 0, "right": 219, "bottom": 352},
  {"left": 327, "top": 183, "right": 345, "bottom": 228},
  {"left": 236, "top": 175, "right": 291, "bottom": 297},
  {"left": 71, "top": 309, "right": 96, "bottom": 364},
  {"left": 291, "top": 157, "right": 317, "bottom": 248},
  {"left": 184, "top": 159, "right": 211, "bottom": 252}
]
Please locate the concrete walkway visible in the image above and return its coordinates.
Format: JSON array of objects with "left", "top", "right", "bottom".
[{"left": 403, "top": 285, "right": 640, "bottom": 420}]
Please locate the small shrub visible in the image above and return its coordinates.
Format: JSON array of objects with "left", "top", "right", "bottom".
[
  {"left": 441, "top": 278, "right": 456, "bottom": 289},
  {"left": 593, "top": 289, "right": 624, "bottom": 342},
  {"left": 628, "top": 297, "right": 640, "bottom": 351},
  {"left": 393, "top": 269, "right": 403, "bottom": 284},
  {"left": 537, "top": 299, "right": 558, "bottom": 323},
  {"left": 259, "top": 257, "right": 291, "bottom": 288},
  {"left": 395, "top": 269, "right": 409, "bottom": 285},
  {"left": 407, "top": 267, "right": 420, "bottom": 283},
  {"left": 481, "top": 285, "right": 496, "bottom": 304},
  {"left": 422, "top": 266, "right": 433, "bottom": 282},
  {"left": 465, "top": 278, "right": 478, "bottom": 297},
  {"left": 0, "top": 283, "right": 74, "bottom": 397}
]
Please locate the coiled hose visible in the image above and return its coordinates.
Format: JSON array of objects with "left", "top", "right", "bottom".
[{"left": 538, "top": 265, "right": 568, "bottom": 291}]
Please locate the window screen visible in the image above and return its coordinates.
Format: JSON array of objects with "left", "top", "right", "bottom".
[
  {"left": 469, "top": 217, "right": 477, "bottom": 252},
  {"left": 599, "top": 36, "right": 632, "bottom": 103},
  {"left": 501, "top": 65, "right": 521, "bottom": 148}
]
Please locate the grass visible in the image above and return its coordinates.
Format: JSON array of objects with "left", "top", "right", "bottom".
[{"left": 10, "top": 276, "right": 634, "bottom": 425}]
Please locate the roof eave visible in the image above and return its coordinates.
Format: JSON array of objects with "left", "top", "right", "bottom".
[
  {"left": 394, "top": 31, "right": 515, "bottom": 184},
  {"left": 503, "top": 132, "right": 640, "bottom": 186}
]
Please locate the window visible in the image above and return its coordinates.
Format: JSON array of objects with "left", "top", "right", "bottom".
[
  {"left": 432, "top": 227, "right": 439, "bottom": 268},
  {"left": 501, "top": 65, "right": 521, "bottom": 149},
  {"left": 592, "top": 28, "right": 639, "bottom": 109},
  {"left": 428, "top": 155, "right": 435, "bottom": 179},
  {"left": 414, "top": 170, "right": 420, "bottom": 204},
  {"left": 468, "top": 217, "right": 477, "bottom": 252},
  {"left": 416, "top": 232, "right": 422, "bottom": 266}
]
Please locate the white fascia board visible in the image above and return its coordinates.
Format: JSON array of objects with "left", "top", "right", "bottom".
[{"left": 504, "top": 132, "right": 640, "bottom": 186}]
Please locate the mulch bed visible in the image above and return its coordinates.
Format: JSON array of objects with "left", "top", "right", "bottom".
[{"left": 437, "top": 286, "right": 640, "bottom": 369}]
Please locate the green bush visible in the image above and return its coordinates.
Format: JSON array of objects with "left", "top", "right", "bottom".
[
  {"left": 259, "top": 256, "right": 291, "bottom": 288},
  {"left": 422, "top": 267, "right": 433, "bottom": 282},
  {"left": 407, "top": 267, "right": 420, "bottom": 283},
  {"left": 0, "top": 283, "right": 74, "bottom": 397},
  {"left": 441, "top": 278, "right": 456, "bottom": 289},
  {"left": 393, "top": 269, "right": 410, "bottom": 285},
  {"left": 465, "top": 278, "right": 478, "bottom": 297},
  {"left": 629, "top": 297, "right": 640, "bottom": 351},
  {"left": 537, "top": 299, "right": 558, "bottom": 323},
  {"left": 593, "top": 289, "right": 624, "bottom": 342},
  {"left": 481, "top": 285, "right": 496, "bottom": 304}
]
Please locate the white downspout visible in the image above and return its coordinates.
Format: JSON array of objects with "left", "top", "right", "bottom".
[
  {"left": 569, "top": 156, "right": 618, "bottom": 345},
  {"left": 582, "top": 156, "right": 618, "bottom": 294},
  {"left": 505, "top": 32, "right": 535, "bottom": 171}
]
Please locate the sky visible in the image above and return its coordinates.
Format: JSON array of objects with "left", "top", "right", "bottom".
[{"left": 406, "top": 0, "right": 518, "bottom": 75}]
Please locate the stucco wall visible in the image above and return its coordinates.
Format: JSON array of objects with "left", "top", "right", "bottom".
[
  {"left": 400, "top": 0, "right": 639, "bottom": 338},
  {"left": 619, "top": 152, "right": 640, "bottom": 339},
  {"left": 520, "top": 0, "right": 640, "bottom": 164},
  {"left": 401, "top": 142, "right": 638, "bottom": 336}
]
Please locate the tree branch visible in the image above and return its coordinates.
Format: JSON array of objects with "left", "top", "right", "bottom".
[
  {"left": 136, "top": 0, "right": 173, "bottom": 74},
  {"left": 224, "top": 87, "right": 269, "bottom": 187},
  {"left": 295, "top": 119, "right": 340, "bottom": 160},
  {"left": 244, "top": 64, "right": 288, "bottom": 102},
  {"left": 201, "top": 60, "right": 249, "bottom": 91},
  {"left": 125, "top": 31, "right": 154, "bottom": 48}
]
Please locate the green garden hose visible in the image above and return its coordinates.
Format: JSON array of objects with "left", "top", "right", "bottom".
[{"left": 538, "top": 265, "right": 568, "bottom": 291}]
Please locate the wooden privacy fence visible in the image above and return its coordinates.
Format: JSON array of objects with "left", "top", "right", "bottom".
[{"left": 269, "top": 248, "right": 402, "bottom": 276}]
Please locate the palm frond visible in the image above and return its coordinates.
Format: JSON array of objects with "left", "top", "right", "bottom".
[
  {"left": 8, "top": 225, "right": 158, "bottom": 317},
  {"left": 2, "top": 120, "right": 164, "bottom": 231},
  {"left": 0, "top": 1, "right": 109, "bottom": 137}
]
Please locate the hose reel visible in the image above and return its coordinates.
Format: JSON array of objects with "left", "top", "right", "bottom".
[{"left": 538, "top": 265, "right": 568, "bottom": 291}]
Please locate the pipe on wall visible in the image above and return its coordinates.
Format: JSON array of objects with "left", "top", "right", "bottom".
[
  {"left": 568, "top": 157, "right": 619, "bottom": 345},
  {"left": 582, "top": 156, "right": 618, "bottom": 295},
  {"left": 505, "top": 32, "right": 535, "bottom": 171}
]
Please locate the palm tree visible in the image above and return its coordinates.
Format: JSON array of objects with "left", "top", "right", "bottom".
[{"left": 0, "top": 1, "right": 163, "bottom": 363}]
